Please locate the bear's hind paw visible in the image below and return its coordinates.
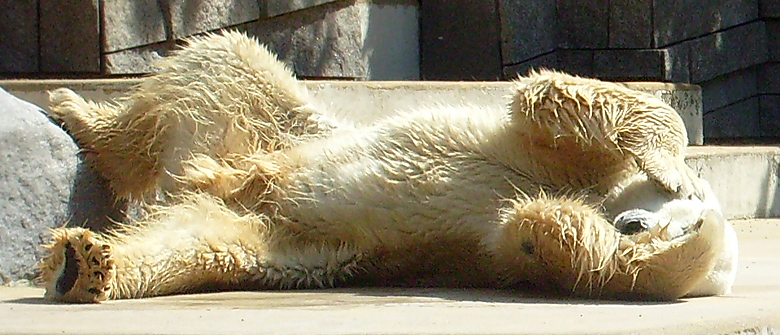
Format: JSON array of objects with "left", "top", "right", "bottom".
[{"left": 37, "top": 228, "right": 115, "bottom": 303}]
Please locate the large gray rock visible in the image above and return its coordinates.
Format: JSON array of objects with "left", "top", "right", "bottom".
[{"left": 0, "top": 88, "right": 123, "bottom": 284}]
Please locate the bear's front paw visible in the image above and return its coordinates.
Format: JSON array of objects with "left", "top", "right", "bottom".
[
  {"left": 37, "top": 228, "right": 115, "bottom": 303},
  {"left": 641, "top": 152, "right": 705, "bottom": 201}
]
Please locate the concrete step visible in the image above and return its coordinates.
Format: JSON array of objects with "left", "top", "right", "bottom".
[
  {"left": 0, "top": 79, "right": 703, "bottom": 144},
  {"left": 687, "top": 146, "right": 780, "bottom": 219},
  {"left": 2, "top": 219, "right": 778, "bottom": 335}
]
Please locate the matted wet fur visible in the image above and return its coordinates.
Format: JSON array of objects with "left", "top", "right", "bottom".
[{"left": 38, "top": 31, "right": 737, "bottom": 303}]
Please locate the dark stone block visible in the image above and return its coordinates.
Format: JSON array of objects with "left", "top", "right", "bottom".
[
  {"left": 759, "top": 62, "right": 780, "bottom": 94},
  {"left": 503, "top": 50, "right": 596, "bottom": 79},
  {"left": 39, "top": 0, "right": 100, "bottom": 73},
  {"left": 503, "top": 52, "right": 557, "bottom": 78},
  {"left": 760, "top": 0, "right": 780, "bottom": 18},
  {"left": 0, "top": 0, "right": 39, "bottom": 73},
  {"left": 420, "top": 0, "right": 502, "bottom": 80},
  {"left": 768, "top": 20, "right": 780, "bottom": 61},
  {"left": 102, "top": 0, "right": 167, "bottom": 53},
  {"left": 499, "top": 0, "right": 556, "bottom": 65},
  {"left": 609, "top": 0, "right": 652, "bottom": 48},
  {"left": 759, "top": 95, "right": 780, "bottom": 134},
  {"left": 689, "top": 21, "right": 768, "bottom": 83},
  {"left": 593, "top": 49, "right": 665, "bottom": 81},
  {"left": 654, "top": 0, "right": 758, "bottom": 47},
  {"left": 703, "top": 97, "right": 761, "bottom": 139},
  {"left": 556, "top": 0, "right": 609, "bottom": 48},
  {"left": 556, "top": 49, "right": 595, "bottom": 78},
  {"left": 700, "top": 67, "right": 758, "bottom": 112},
  {"left": 591, "top": 46, "right": 690, "bottom": 83},
  {"left": 664, "top": 42, "right": 692, "bottom": 83}
]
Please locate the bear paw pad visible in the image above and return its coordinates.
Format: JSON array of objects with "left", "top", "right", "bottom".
[{"left": 38, "top": 228, "right": 115, "bottom": 303}]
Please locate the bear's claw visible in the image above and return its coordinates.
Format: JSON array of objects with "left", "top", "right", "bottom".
[{"left": 38, "top": 228, "right": 115, "bottom": 303}]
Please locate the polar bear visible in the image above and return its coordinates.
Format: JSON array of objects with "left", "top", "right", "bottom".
[{"left": 37, "top": 31, "right": 737, "bottom": 303}]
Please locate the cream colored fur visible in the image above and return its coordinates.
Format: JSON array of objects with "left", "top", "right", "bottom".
[{"left": 38, "top": 31, "right": 737, "bottom": 303}]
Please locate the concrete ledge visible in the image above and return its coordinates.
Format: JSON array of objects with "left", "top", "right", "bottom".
[
  {"left": 0, "top": 78, "right": 703, "bottom": 144},
  {"left": 2, "top": 219, "right": 778, "bottom": 335},
  {"left": 687, "top": 146, "right": 780, "bottom": 219}
]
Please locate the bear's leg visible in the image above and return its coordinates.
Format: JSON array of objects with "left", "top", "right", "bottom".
[
  {"left": 47, "top": 31, "right": 325, "bottom": 199},
  {"left": 38, "top": 193, "right": 361, "bottom": 303},
  {"left": 47, "top": 89, "right": 162, "bottom": 199},
  {"left": 511, "top": 71, "right": 702, "bottom": 199},
  {"left": 489, "top": 196, "right": 723, "bottom": 300}
]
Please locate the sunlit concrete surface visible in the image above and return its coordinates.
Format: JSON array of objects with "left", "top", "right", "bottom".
[{"left": 1, "top": 219, "right": 778, "bottom": 335}]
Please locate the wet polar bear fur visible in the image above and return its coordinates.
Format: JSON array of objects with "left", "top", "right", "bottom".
[{"left": 38, "top": 31, "right": 737, "bottom": 303}]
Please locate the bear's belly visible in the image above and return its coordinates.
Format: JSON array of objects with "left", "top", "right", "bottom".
[{"left": 274, "top": 131, "right": 531, "bottom": 251}]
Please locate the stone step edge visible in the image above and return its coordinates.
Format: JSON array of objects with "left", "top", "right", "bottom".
[
  {"left": 0, "top": 78, "right": 703, "bottom": 145},
  {"left": 685, "top": 146, "right": 780, "bottom": 219}
]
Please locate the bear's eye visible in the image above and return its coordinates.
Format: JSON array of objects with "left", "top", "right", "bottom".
[
  {"left": 618, "top": 219, "right": 645, "bottom": 235},
  {"left": 613, "top": 209, "right": 658, "bottom": 235}
]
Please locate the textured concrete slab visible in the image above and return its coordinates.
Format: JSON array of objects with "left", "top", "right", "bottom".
[
  {"left": 0, "top": 78, "right": 703, "bottom": 144},
  {"left": 1, "top": 219, "right": 778, "bottom": 335},
  {"left": 686, "top": 146, "right": 780, "bottom": 218}
]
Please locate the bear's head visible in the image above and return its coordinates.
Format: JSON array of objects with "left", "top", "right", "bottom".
[{"left": 603, "top": 173, "right": 738, "bottom": 297}]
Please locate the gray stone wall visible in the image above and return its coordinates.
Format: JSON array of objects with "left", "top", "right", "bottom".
[
  {"left": 419, "top": 0, "right": 779, "bottom": 142},
  {"left": 2, "top": 0, "right": 777, "bottom": 141},
  {"left": 499, "top": 0, "right": 780, "bottom": 143},
  {"left": 0, "top": 0, "right": 419, "bottom": 80}
]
